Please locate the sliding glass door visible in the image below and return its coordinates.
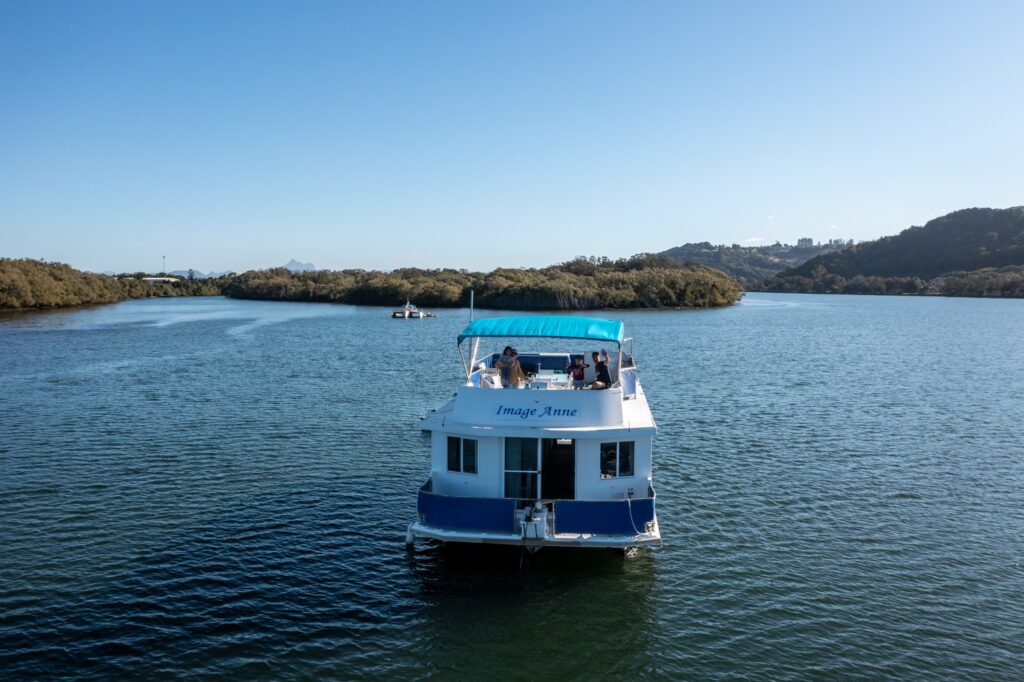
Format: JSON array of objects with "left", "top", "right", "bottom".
[{"left": 504, "top": 437, "right": 539, "bottom": 502}]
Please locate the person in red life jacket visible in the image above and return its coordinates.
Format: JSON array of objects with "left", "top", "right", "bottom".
[{"left": 566, "top": 355, "right": 590, "bottom": 389}]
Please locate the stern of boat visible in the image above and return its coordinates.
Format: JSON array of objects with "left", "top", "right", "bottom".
[{"left": 406, "top": 479, "right": 660, "bottom": 551}]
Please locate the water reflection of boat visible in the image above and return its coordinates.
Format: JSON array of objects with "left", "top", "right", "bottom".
[
  {"left": 391, "top": 301, "right": 435, "bottom": 319},
  {"left": 407, "top": 315, "right": 659, "bottom": 553},
  {"left": 405, "top": 541, "right": 658, "bottom": 674}
]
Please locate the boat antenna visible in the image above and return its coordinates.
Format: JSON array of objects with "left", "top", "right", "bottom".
[{"left": 469, "top": 289, "right": 475, "bottom": 322}]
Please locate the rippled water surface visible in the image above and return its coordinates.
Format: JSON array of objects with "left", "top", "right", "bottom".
[{"left": 1, "top": 294, "right": 1022, "bottom": 679}]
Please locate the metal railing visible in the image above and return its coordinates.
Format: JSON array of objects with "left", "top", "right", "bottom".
[{"left": 418, "top": 480, "right": 657, "bottom": 538}]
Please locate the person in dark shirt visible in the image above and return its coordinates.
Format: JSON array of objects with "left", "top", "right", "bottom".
[
  {"left": 565, "top": 355, "right": 589, "bottom": 389},
  {"left": 590, "top": 351, "right": 611, "bottom": 389}
]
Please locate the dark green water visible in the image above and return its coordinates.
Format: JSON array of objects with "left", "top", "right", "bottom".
[{"left": 1, "top": 294, "right": 1022, "bottom": 680}]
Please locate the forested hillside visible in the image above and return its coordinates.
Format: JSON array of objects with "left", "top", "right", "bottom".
[
  {"left": 659, "top": 242, "right": 844, "bottom": 288},
  {"left": 765, "top": 207, "right": 1024, "bottom": 297}
]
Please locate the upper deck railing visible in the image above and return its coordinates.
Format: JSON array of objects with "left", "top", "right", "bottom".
[
  {"left": 465, "top": 351, "right": 638, "bottom": 399},
  {"left": 453, "top": 315, "right": 641, "bottom": 410}
]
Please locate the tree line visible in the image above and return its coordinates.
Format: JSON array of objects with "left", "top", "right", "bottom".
[
  {"left": 0, "top": 258, "right": 233, "bottom": 309},
  {"left": 764, "top": 264, "right": 1024, "bottom": 298},
  {"left": 222, "top": 255, "right": 742, "bottom": 309},
  {"left": 1, "top": 255, "right": 743, "bottom": 311}
]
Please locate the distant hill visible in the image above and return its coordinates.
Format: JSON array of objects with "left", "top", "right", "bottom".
[
  {"left": 765, "top": 207, "right": 1024, "bottom": 297},
  {"left": 283, "top": 259, "right": 315, "bottom": 272},
  {"left": 169, "top": 269, "right": 232, "bottom": 279},
  {"left": 659, "top": 241, "right": 846, "bottom": 288}
]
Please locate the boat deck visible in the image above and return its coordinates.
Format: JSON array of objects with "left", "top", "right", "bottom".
[{"left": 408, "top": 479, "right": 660, "bottom": 550}]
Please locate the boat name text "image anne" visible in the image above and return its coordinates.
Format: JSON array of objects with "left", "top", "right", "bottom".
[{"left": 493, "top": 405, "right": 581, "bottom": 420}]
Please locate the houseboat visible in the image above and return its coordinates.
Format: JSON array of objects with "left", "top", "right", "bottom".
[{"left": 407, "top": 316, "right": 659, "bottom": 552}]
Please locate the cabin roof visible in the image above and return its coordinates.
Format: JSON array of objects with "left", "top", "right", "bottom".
[{"left": 457, "top": 315, "right": 624, "bottom": 347}]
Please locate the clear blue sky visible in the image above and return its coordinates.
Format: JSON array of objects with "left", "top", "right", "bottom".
[{"left": 2, "top": 1, "right": 1022, "bottom": 274}]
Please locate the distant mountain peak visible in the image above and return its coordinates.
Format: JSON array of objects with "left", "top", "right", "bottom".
[
  {"left": 283, "top": 259, "right": 315, "bottom": 272},
  {"left": 169, "top": 269, "right": 231, "bottom": 279}
]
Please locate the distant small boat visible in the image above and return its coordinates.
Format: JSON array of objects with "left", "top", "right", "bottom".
[{"left": 391, "top": 301, "right": 435, "bottom": 319}]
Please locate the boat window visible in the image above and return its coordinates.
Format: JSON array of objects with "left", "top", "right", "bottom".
[
  {"left": 619, "top": 441, "right": 634, "bottom": 477},
  {"left": 447, "top": 436, "right": 478, "bottom": 474},
  {"left": 447, "top": 437, "right": 460, "bottom": 471},
  {"left": 513, "top": 354, "right": 572, "bottom": 375},
  {"left": 463, "top": 439, "right": 477, "bottom": 474},
  {"left": 505, "top": 437, "right": 538, "bottom": 471},
  {"left": 600, "top": 442, "right": 617, "bottom": 478},
  {"left": 600, "top": 441, "right": 635, "bottom": 478}
]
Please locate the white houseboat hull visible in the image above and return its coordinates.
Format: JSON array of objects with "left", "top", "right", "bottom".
[
  {"left": 410, "top": 315, "right": 661, "bottom": 555},
  {"left": 406, "top": 517, "right": 660, "bottom": 551}
]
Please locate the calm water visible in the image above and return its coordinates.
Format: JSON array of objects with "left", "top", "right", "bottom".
[{"left": 1, "top": 294, "right": 1022, "bottom": 680}]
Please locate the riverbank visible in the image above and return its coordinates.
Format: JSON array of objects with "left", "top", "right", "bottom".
[{"left": 1, "top": 256, "right": 743, "bottom": 311}]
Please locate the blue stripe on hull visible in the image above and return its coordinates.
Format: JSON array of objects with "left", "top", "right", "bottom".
[
  {"left": 418, "top": 481, "right": 517, "bottom": 534},
  {"left": 417, "top": 481, "right": 656, "bottom": 538},
  {"left": 554, "top": 498, "right": 655, "bottom": 536}
]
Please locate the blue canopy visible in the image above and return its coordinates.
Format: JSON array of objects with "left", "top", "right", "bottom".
[{"left": 458, "top": 316, "right": 624, "bottom": 347}]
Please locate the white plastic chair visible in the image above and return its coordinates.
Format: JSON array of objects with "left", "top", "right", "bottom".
[{"left": 480, "top": 368, "right": 502, "bottom": 389}]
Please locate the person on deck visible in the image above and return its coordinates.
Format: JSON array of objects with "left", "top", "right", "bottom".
[
  {"left": 495, "top": 346, "right": 514, "bottom": 384},
  {"left": 505, "top": 349, "right": 530, "bottom": 388},
  {"left": 589, "top": 351, "right": 612, "bottom": 389},
  {"left": 566, "top": 355, "right": 589, "bottom": 389}
]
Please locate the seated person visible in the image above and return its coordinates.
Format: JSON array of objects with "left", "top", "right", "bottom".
[
  {"left": 565, "top": 355, "right": 590, "bottom": 389},
  {"left": 589, "top": 351, "right": 612, "bottom": 389}
]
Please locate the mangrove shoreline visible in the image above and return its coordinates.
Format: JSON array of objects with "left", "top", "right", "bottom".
[{"left": 1, "top": 256, "right": 743, "bottom": 312}]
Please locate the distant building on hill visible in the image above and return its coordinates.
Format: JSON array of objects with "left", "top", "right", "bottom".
[
  {"left": 140, "top": 277, "right": 181, "bottom": 284},
  {"left": 797, "top": 237, "right": 814, "bottom": 248}
]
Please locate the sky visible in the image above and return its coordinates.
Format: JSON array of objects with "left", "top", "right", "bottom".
[{"left": 1, "top": 1, "right": 1022, "bottom": 274}]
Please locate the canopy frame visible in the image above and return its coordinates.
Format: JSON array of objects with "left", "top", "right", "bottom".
[{"left": 457, "top": 316, "right": 625, "bottom": 380}]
